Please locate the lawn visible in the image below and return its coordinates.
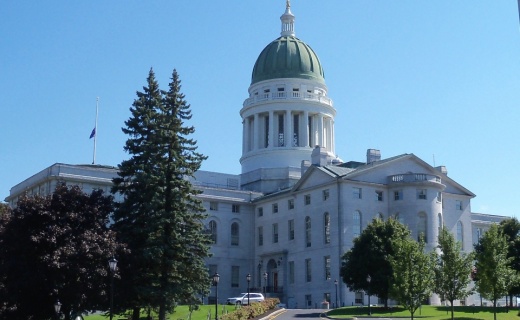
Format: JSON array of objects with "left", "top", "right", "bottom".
[
  {"left": 326, "top": 305, "right": 520, "bottom": 320},
  {"left": 83, "top": 304, "right": 239, "bottom": 320}
]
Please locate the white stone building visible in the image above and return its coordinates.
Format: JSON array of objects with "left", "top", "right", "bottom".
[{"left": 6, "top": 1, "right": 509, "bottom": 309}]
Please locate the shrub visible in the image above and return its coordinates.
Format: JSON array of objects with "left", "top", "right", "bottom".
[{"left": 221, "top": 298, "right": 280, "bottom": 320}]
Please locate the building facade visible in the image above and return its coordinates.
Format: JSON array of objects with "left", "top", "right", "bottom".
[{"left": 6, "top": 1, "right": 509, "bottom": 309}]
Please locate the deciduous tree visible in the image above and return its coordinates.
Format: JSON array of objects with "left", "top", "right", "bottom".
[{"left": 498, "top": 218, "right": 520, "bottom": 307}]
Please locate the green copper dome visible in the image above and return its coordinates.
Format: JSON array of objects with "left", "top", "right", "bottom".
[{"left": 251, "top": 36, "right": 325, "bottom": 85}]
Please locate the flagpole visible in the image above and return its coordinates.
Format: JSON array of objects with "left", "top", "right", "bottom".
[{"left": 92, "top": 97, "right": 99, "bottom": 164}]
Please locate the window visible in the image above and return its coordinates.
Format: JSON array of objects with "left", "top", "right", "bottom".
[
  {"left": 210, "top": 202, "right": 218, "bottom": 211},
  {"left": 324, "top": 293, "right": 331, "bottom": 303},
  {"left": 288, "top": 199, "right": 294, "bottom": 210},
  {"left": 305, "top": 259, "right": 312, "bottom": 282},
  {"left": 232, "top": 204, "right": 240, "bottom": 213},
  {"left": 208, "top": 264, "right": 217, "bottom": 278},
  {"left": 304, "top": 194, "right": 311, "bottom": 205},
  {"left": 417, "top": 189, "right": 427, "bottom": 200},
  {"left": 456, "top": 200, "right": 463, "bottom": 210},
  {"left": 272, "top": 203, "right": 278, "bottom": 213},
  {"left": 394, "top": 190, "right": 402, "bottom": 201},
  {"left": 355, "top": 292, "right": 363, "bottom": 304},
  {"left": 437, "top": 192, "right": 442, "bottom": 202},
  {"left": 257, "top": 207, "right": 263, "bottom": 217},
  {"left": 289, "top": 261, "right": 295, "bottom": 284},
  {"left": 305, "top": 295, "right": 312, "bottom": 308},
  {"left": 305, "top": 216, "right": 312, "bottom": 247},
  {"left": 438, "top": 213, "right": 443, "bottom": 237},
  {"left": 376, "top": 190, "right": 383, "bottom": 201},
  {"left": 324, "top": 212, "right": 331, "bottom": 244},
  {"left": 258, "top": 226, "right": 263, "bottom": 246},
  {"left": 353, "top": 211, "right": 362, "bottom": 238},
  {"left": 272, "top": 223, "right": 279, "bottom": 243},
  {"left": 288, "top": 219, "right": 295, "bottom": 240},
  {"left": 323, "top": 189, "right": 330, "bottom": 201},
  {"left": 417, "top": 212, "right": 427, "bottom": 242},
  {"left": 353, "top": 187, "right": 362, "bottom": 199},
  {"left": 324, "top": 256, "right": 331, "bottom": 280},
  {"left": 231, "top": 266, "right": 239, "bottom": 287},
  {"left": 209, "top": 220, "right": 217, "bottom": 244},
  {"left": 476, "top": 227, "right": 482, "bottom": 240},
  {"left": 231, "top": 222, "right": 239, "bottom": 246},
  {"left": 457, "top": 221, "right": 464, "bottom": 249}
]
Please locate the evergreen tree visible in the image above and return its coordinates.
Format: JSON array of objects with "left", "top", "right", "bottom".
[
  {"left": 389, "top": 238, "right": 435, "bottom": 320},
  {"left": 434, "top": 227, "right": 474, "bottom": 320},
  {"left": 112, "top": 68, "right": 211, "bottom": 320},
  {"left": 340, "top": 217, "right": 410, "bottom": 307},
  {"left": 474, "top": 224, "right": 515, "bottom": 320}
]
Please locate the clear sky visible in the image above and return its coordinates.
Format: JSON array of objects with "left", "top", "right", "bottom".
[{"left": 1, "top": 1, "right": 519, "bottom": 218}]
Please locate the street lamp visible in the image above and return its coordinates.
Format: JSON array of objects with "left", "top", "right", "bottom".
[
  {"left": 213, "top": 273, "right": 220, "bottom": 320},
  {"left": 246, "top": 274, "right": 251, "bottom": 305},
  {"left": 54, "top": 299, "right": 62, "bottom": 320},
  {"left": 108, "top": 257, "right": 118, "bottom": 320},
  {"left": 366, "top": 274, "right": 371, "bottom": 315},
  {"left": 263, "top": 272, "right": 268, "bottom": 295},
  {"left": 334, "top": 279, "right": 338, "bottom": 309}
]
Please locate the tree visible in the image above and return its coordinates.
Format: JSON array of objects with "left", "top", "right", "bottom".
[
  {"left": 434, "top": 227, "right": 474, "bottom": 320},
  {"left": 474, "top": 223, "right": 516, "bottom": 320},
  {"left": 0, "top": 184, "right": 120, "bottom": 320},
  {"left": 389, "top": 238, "right": 435, "bottom": 320},
  {"left": 0, "top": 203, "right": 9, "bottom": 217},
  {"left": 112, "top": 68, "right": 211, "bottom": 320},
  {"left": 498, "top": 218, "right": 520, "bottom": 307},
  {"left": 340, "top": 217, "right": 410, "bottom": 307}
]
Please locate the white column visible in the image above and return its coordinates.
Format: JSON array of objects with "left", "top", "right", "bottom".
[
  {"left": 303, "top": 111, "right": 309, "bottom": 148},
  {"left": 331, "top": 119, "right": 335, "bottom": 154},
  {"left": 242, "top": 119, "right": 246, "bottom": 154},
  {"left": 245, "top": 117, "right": 251, "bottom": 152},
  {"left": 318, "top": 113, "right": 324, "bottom": 147},
  {"left": 268, "top": 111, "right": 274, "bottom": 148},
  {"left": 253, "top": 113, "right": 259, "bottom": 150},
  {"left": 285, "top": 110, "right": 291, "bottom": 147}
]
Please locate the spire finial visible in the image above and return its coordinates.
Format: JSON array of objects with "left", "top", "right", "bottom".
[
  {"left": 286, "top": 0, "right": 290, "bottom": 9},
  {"left": 281, "top": 0, "right": 295, "bottom": 37}
]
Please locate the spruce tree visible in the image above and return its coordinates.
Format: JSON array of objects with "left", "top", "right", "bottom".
[{"left": 112, "top": 68, "right": 211, "bottom": 320}]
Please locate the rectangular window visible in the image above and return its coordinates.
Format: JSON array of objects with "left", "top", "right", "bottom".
[
  {"left": 376, "top": 190, "right": 383, "bottom": 201},
  {"left": 305, "top": 258, "right": 312, "bottom": 282},
  {"left": 273, "top": 223, "right": 279, "bottom": 243},
  {"left": 417, "top": 189, "right": 427, "bottom": 200},
  {"left": 210, "top": 201, "right": 218, "bottom": 211},
  {"left": 258, "top": 207, "right": 263, "bottom": 217},
  {"left": 288, "top": 219, "right": 295, "bottom": 240},
  {"left": 304, "top": 194, "right": 311, "bottom": 205},
  {"left": 456, "top": 200, "right": 463, "bottom": 210},
  {"left": 258, "top": 226, "right": 263, "bottom": 246},
  {"left": 394, "top": 190, "right": 402, "bottom": 201},
  {"left": 324, "top": 293, "right": 331, "bottom": 303},
  {"left": 353, "top": 187, "right": 362, "bottom": 199},
  {"left": 231, "top": 266, "right": 239, "bottom": 287},
  {"left": 288, "top": 199, "right": 294, "bottom": 210},
  {"left": 324, "top": 256, "right": 331, "bottom": 280},
  {"left": 305, "top": 295, "right": 312, "bottom": 308},
  {"left": 289, "top": 261, "right": 295, "bottom": 284},
  {"left": 272, "top": 203, "right": 278, "bottom": 213},
  {"left": 208, "top": 264, "right": 217, "bottom": 278},
  {"left": 323, "top": 189, "right": 330, "bottom": 201},
  {"left": 232, "top": 204, "right": 240, "bottom": 213},
  {"left": 437, "top": 192, "right": 442, "bottom": 203}
]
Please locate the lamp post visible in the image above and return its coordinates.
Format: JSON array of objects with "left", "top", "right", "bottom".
[
  {"left": 263, "top": 272, "right": 268, "bottom": 295},
  {"left": 54, "top": 299, "right": 62, "bottom": 320},
  {"left": 246, "top": 274, "right": 251, "bottom": 305},
  {"left": 213, "top": 273, "right": 220, "bottom": 320},
  {"left": 334, "top": 279, "right": 338, "bottom": 309},
  {"left": 108, "top": 257, "right": 118, "bottom": 320},
  {"left": 366, "top": 275, "right": 371, "bottom": 315}
]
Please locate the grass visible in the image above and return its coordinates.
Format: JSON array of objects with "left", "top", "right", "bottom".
[
  {"left": 83, "top": 304, "right": 240, "bottom": 320},
  {"left": 326, "top": 305, "right": 520, "bottom": 320}
]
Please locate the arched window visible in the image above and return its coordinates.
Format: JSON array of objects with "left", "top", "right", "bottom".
[
  {"left": 209, "top": 220, "right": 217, "bottom": 244},
  {"left": 324, "top": 212, "right": 331, "bottom": 244},
  {"left": 417, "top": 212, "right": 427, "bottom": 243},
  {"left": 457, "top": 221, "right": 464, "bottom": 249},
  {"left": 231, "top": 222, "right": 239, "bottom": 246},
  {"left": 394, "top": 213, "right": 404, "bottom": 225},
  {"left": 353, "top": 211, "right": 362, "bottom": 238},
  {"left": 438, "top": 213, "right": 443, "bottom": 238},
  {"left": 305, "top": 216, "right": 311, "bottom": 247}
]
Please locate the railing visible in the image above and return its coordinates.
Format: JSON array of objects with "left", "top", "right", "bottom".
[
  {"left": 244, "top": 92, "right": 333, "bottom": 107},
  {"left": 388, "top": 173, "right": 442, "bottom": 185},
  {"left": 264, "top": 286, "right": 284, "bottom": 294}
]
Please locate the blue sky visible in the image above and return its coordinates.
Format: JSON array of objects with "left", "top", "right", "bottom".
[{"left": 1, "top": 1, "right": 519, "bottom": 218}]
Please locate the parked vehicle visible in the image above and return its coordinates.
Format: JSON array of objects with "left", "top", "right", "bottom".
[{"left": 226, "top": 293, "right": 265, "bottom": 305}]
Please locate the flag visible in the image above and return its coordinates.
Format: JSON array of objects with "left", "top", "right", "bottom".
[{"left": 89, "top": 127, "right": 96, "bottom": 139}]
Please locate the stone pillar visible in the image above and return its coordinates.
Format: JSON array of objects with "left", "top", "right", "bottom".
[
  {"left": 253, "top": 113, "right": 259, "bottom": 150},
  {"left": 303, "top": 111, "right": 309, "bottom": 147},
  {"left": 268, "top": 111, "right": 274, "bottom": 149}
]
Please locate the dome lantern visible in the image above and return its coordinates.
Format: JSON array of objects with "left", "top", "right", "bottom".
[{"left": 280, "top": 0, "right": 295, "bottom": 37}]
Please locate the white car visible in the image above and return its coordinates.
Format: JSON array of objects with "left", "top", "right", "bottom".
[{"left": 226, "top": 293, "right": 265, "bottom": 305}]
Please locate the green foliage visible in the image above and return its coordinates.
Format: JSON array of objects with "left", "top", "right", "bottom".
[
  {"left": 474, "top": 224, "right": 516, "bottom": 320},
  {"left": 389, "top": 238, "right": 435, "bottom": 320},
  {"left": 340, "top": 217, "right": 410, "bottom": 306},
  {"left": 434, "top": 227, "right": 474, "bottom": 320},
  {"left": 0, "top": 203, "right": 9, "bottom": 217},
  {"left": 112, "top": 68, "right": 211, "bottom": 320},
  {"left": 220, "top": 298, "right": 280, "bottom": 320},
  {"left": 498, "top": 218, "right": 520, "bottom": 298},
  {"left": 0, "top": 184, "right": 121, "bottom": 320}
]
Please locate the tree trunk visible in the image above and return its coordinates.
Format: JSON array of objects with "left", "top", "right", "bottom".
[
  {"left": 451, "top": 301, "right": 454, "bottom": 320},
  {"left": 493, "top": 300, "right": 497, "bottom": 320},
  {"left": 132, "top": 307, "right": 140, "bottom": 320}
]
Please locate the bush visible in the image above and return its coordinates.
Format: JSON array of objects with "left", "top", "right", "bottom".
[{"left": 221, "top": 298, "right": 280, "bottom": 320}]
